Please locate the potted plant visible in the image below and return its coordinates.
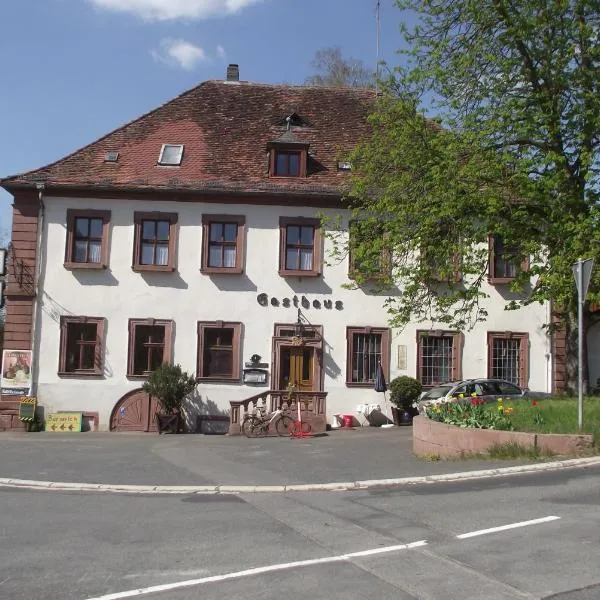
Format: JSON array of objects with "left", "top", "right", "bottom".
[
  {"left": 389, "top": 376, "right": 422, "bottom": 426},
  {"left": 142, "top": 363, "right": 197, "bottom": 434}
]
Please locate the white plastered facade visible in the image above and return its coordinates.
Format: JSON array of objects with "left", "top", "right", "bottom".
[{"left": 32, "top": 196, "right": 553, "bottom": 430}]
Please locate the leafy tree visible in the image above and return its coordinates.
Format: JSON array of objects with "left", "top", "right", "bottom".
[
  {"left": 338, "top": 0, "right": 599, "bottom": 392},
  {"left": 305, "top": 46, "right": 374, "bottom": 88}
]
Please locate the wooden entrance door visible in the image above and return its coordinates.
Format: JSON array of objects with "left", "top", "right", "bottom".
[
  {"left": 110, "top": 388, "right": 160, "bottom": 432},
  {"left": 279, "top": 347, "right": 314, "bottom": 391}
]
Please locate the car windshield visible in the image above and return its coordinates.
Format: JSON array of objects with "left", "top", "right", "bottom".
[{"left": 422, "top": 385, "right": 453, "bottom": 400}]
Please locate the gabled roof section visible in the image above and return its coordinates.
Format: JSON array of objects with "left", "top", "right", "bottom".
[
  {"left": 1, "top": 81, "right": 375, "bottom": 198},
  {"left": 267, "top": 129, "right": 310, "bottom": 148}
]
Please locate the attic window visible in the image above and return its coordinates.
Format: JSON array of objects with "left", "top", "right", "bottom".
[
  {"left": 104, "top": 151, "right": 119, "bottom": 163},
  {"left": 158, "top": 144, "right": 184, "bottom": 166},
  {"left": 337, "top": 162, "right": 352, "bottom": 171},
  {"left": 267, "top": 130, "right": 309, "bottom": 178}
]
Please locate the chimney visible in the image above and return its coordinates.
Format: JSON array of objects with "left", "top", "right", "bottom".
[{"left": 226, "top": 64, "right": 239, "bottom": 82}]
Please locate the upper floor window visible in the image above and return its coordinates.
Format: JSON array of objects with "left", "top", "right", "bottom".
[
  {"left": 279, "top": 217, "right": 322, "bottom": 277},
  {"left": 133, "top": 212, "right": 177, "bottom": 272},
  {"left": 346, "top": 327, "right": 390, "bottom": 386},
  {"left": 64, "top": 210, "right": 110, "bottom": 270},
  {"left": 59, "top": 316, "right": 105, "bottom": 376},
  {"left": 348, "top": 220, "right": 390, "bottom": 281},
  {"left": 158, "top": 144, "right": 184, "bottom": 166},
  {"left": 127, "top": 318, "right": 173, "bottom": 378},
  {"left": 417, "top": 330, "right": 463, "bottom": 387},
  {"left": 420, "top": 222, "right": 462, "bottom": 283},
  {"left": 489, "top": 235, "right": 527, "bottom": 283},
  {"left": 201, "top": 215, "right": 245, "bottom": 274}
]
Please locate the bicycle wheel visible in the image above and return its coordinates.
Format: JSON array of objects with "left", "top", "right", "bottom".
[
  {"left": 275, "top": 414, "right": 294, "bottom": 436},
  {"left": 242, "top": 416, "right": 259, "bottom": 438}
]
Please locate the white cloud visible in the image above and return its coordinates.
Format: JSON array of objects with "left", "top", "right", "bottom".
[
  {"left": 216, "top": 45, "right": 227, "bottom": 60},
  {"left": 90, "top": 0, "right": 266, "bottom": 21},
  {"left": 151, "top": 39, "right": 207, "bottom": 70}
]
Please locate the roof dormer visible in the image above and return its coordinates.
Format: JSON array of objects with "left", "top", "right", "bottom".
[{"left": 267, "top": 129, "right": 310, "bottom": 178}]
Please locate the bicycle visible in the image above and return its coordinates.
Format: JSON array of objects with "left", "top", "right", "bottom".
[{"left": 241, "top": 406, "right": 294, "bottom": 438}]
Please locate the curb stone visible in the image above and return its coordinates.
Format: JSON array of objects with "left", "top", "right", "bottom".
[{"left": 0, "top": 455, "right": 598, "bottom": 495}]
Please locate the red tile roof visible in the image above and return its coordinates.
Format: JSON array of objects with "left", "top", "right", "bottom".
[{"left": 1, "top": 81, "right": 375, "bottom": 198}]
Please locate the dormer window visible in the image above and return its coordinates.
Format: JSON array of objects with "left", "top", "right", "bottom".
[
  {"left": 267, "top": 130, "right": 309, "bottom": 178},
  {"left": 158, "top": 144, "right": 184, "bottom": 166},
  {"left": 275, "top": 150, "right": 301, "bottom": 177}
]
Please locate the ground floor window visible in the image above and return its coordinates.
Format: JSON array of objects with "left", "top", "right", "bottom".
[
  {"left": 417, "top": 330, "right": 462, "bottom": 386},
  {"left": 59, "top": 316, "right": 105, "bottom": 376},
  {"left": 346, "top": 327, "right": 390, "bottom": 386},
  {"left": 487, "top": 332, "right": 528, "bottom": 387},
  {"left": 197, "top": 321, "right": 242, "bottom": 381},
  {"left": 127, "top": 319, "right": 173, "bottom": 377}
]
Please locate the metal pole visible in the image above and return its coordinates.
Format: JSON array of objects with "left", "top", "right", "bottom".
[
  {"left": 375, "top": 0, "right": 381, "bottom": 94},
  {"left": 578, "top": 260, "right": 584, "bottom": 431}
]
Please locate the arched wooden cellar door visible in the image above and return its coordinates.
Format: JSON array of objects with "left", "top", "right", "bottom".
[{"left": 110, "top": 388, "right": 160, "bottom": 432}]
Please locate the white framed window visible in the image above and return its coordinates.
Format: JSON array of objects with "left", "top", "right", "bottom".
[{"left": 158, "top": 144, "right": 184, "bottom": 166}]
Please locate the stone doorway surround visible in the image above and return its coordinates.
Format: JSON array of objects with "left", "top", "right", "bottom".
[{"left": 271, "top": 322, "right": 324, "bottom": 393}]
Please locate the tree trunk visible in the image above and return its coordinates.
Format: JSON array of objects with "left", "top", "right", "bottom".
[{"left": 564, "top": 309, "right": 589, "bottom": 395}]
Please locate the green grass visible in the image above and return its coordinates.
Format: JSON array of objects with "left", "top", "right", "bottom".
[
  {"left": 486, "top": 441, "right": 556, "bottom": 460},
  {"left": 504, "top": 396, "right": 600, "bottom": 445}
]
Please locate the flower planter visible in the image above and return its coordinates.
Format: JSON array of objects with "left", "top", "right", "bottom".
[
  {"left": 156, "top": 413, "right": 181, "bottom": 434},
  {"left": 412, "top": 416, "right": 594, "bottom": 458},
  {"left": 391, "top": 407, "right": 413, "bottom": 426}
]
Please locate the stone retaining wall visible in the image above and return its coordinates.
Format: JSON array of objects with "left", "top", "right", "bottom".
[{"left": 413, "top": 416, "right": 594, "bottom": 458}]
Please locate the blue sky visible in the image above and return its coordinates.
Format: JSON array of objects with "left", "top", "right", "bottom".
[{"left": 0, "top": 0, "right": 409, "bottom": 240}]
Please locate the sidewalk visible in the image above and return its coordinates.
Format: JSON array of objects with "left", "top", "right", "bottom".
[{"left": 0, "top": 426, "right": 582, "bottom": 490}]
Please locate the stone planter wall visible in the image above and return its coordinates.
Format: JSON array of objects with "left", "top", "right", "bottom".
[{"left": 413, "top": 416, "right": 594, "bottom": 458}]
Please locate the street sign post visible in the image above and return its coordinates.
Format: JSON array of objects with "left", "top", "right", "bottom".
[{"left": 572, "top": 258, "right": 594, "bottom": 432}]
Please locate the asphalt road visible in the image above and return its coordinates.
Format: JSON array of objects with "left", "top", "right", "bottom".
[
  {"left": 1, "top": 465, "right": 599, "bottom": 600},
  {"left": 0, "top": 428, "right": 537, "bottom": 487}
]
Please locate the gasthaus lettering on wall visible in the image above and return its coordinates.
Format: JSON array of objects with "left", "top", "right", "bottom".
[{"left": 257, "top": 294, "right": 343, "bottom": 310}]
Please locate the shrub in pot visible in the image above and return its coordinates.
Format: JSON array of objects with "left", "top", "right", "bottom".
[
  {"left": 389, "top": 376, "right": 422, "bottom": 425},
  {"left": 142, "top": 363, "right": 197, "bottom": 433}
]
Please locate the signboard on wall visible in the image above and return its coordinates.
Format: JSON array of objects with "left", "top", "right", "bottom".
[
  {"left": 1, "top": 350, "right": 33, "bottom": 396},
  {"left": 46, "top": 412, "right": 83, "bottom": 433},
  {"left": 18, "top": 397, "right": 37, "bottom": 422},
  {"left": 243, "top": 368, "right": 268, "bottom": 385}
]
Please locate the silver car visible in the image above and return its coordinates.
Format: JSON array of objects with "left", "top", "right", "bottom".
[{"left": 417, "top": 378, "right": 528, "bottom": 413}]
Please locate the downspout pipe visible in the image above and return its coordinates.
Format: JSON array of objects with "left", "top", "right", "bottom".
[{"left": 31, "top": 182, "right": 45, "bottom": 397}]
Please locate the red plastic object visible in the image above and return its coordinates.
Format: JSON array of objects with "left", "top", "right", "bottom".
[
  {"left": 342, "top": 414, "right": 354, "bottom": 428},
  {"left": 290, "top": 420, "right": 312, "bottom": 438}
]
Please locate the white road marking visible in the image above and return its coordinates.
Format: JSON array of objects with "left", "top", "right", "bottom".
[
  {"left": 456, "top": 515, "right": 561, "bottom": 539},
  {"left": 84, "top": 540, "right": 428, "bottom": 600}
]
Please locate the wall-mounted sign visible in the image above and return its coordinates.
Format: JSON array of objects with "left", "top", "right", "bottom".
[
  {"left": 19, "top": 396, "right": 37, "bottom": 422},
  {"left": 397, "top": 345, "right": 407, "bottom": 370},
  {"left": 257, "top": 294, "right": 343, "bottom": 310},
  {"left": 46, "top": 412, "right": 83, "bottom": 433},
  {"left": 1, "top": 350, "right": 33, "bottom": 396},
  {"left": 243, "top": 368, "right": 268, "bottom": 385}
]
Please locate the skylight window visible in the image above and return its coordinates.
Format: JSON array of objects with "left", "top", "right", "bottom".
[
  {"left": 158, "top": 144, "right": 184, "bottom": 166},
  {"left": 337, "top": 161, "right": 352, "bottom": 171},
  {"left": 104, "top": 151, "right": 119, "bottom": 163}
]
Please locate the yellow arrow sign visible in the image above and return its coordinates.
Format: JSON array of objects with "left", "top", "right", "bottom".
[{"left": 46, "top": 413, "right": 82, "bottom": 433}]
